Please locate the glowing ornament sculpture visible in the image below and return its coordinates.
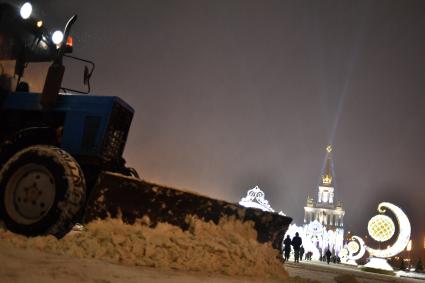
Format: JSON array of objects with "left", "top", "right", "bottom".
[
  {"left": 239, "top": 186, "right": 285, "bottom": 215},
  {"left": 363, "top": 202, "right": 411, "bottom": 272},
  {"left": 343, "top": 235, "right": 366, "bottom": 265}
]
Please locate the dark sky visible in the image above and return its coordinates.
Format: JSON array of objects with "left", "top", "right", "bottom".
[{"left": 10, "top": 0, "right": 425, "bottom": 253}]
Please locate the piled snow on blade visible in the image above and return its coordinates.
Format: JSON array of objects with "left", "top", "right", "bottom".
[
  {"left": 0, "top": 216, "right": 288, "bottom": 279},
  {"left": 84, "top": 172, "right": 292, "bottom": 251}
]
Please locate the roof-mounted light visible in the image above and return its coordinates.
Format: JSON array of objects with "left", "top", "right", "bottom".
[
  {"left": 20, "top": 2, "right": 32, "bottom": 19},
  {"left": 52, "top": 30, "right": 64, "bottom": 45}
]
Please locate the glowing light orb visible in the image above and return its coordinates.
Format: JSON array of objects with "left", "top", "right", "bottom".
[
  {"left": 52, "top": 31, "right": 64, "bottom": 45},
  {"left": 368, "top": 214, "right": 395, "bottom": 242},
  {"left": 347, "top": 240, "right": 360, "bottom": 254},
  {"left": 20, "top": 2, "right": 32, "bottom": 19}
]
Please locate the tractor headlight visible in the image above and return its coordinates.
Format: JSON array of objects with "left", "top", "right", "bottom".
[
  {"left": 52, "top": 30, "right": 64, "bottom": 45},
  {"left": 20, "top": 2, "right": 32, "bottom": 19}
]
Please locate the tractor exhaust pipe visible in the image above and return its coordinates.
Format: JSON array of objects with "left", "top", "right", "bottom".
[{"left": 41, "top": 15, "right": 77, "bottom": 109}]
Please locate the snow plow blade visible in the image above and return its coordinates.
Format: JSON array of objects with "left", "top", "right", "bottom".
[{"left": 83, "top": 172, "right": 292, "bottom": 251}]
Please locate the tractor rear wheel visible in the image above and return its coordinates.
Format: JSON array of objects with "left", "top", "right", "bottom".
[{"left": 0, "top": 145, "right": 86, "bottom": 237}]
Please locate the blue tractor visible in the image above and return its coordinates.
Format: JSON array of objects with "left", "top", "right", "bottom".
[
  {"left": 0, "top": 3, "right": 293, "bottom": 250},
  {"left": 0, "top": 2, "right": 137, "bottom": 237}
]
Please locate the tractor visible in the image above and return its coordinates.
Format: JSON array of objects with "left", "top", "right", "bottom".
[
  {"left": 0, "top": 2, "right": 291, "bottom": 250},
  {"left": 0, "top": 2, "right": 136, "bottom": 237}
]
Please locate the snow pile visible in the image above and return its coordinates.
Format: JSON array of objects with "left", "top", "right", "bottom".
[{"left": 0, "top": 216, "right": 288, "bottom": 279}]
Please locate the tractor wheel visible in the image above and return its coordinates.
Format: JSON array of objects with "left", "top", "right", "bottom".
[{"left": 0, "top": 145, "right": 86, "bottom": 238}]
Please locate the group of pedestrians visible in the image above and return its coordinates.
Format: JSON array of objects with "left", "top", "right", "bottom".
[
  {"left": 283, "top": 232, "right": 303, "bottom": 263},
  {"left": 282, "top": 234, "right": 341, "bottom": 264},
  {"left": 320, "top": 250, "right": 341, "bottom": 264}
]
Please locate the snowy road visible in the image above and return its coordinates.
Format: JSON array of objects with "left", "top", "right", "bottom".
[
  {"left": 1, "top": 240, "right": 424, "bottom": 283},
  {"left": 0, "top": 241, "right": 302, "bottom": 283},
  {"left": 285, "top": 260, "right": 425, "bottom": 283},
  {"left": 1, "top": 218, "right": 424, "bottom": 283}
]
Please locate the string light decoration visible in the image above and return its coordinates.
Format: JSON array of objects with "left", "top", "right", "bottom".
[
  {"left": 239, "top": 186, "right": 285, "bottom": 215},
  {"left": 367, "top": 215, "right": 395, "bottom": 242}
]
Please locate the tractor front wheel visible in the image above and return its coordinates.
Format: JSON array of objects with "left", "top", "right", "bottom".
[{"left": 0, "top": 145, "right": 86, "bottom": 237}]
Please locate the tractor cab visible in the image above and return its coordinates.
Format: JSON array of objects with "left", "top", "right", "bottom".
[{"left": 0, "top": 2, "right": 60, "bottom": 93}]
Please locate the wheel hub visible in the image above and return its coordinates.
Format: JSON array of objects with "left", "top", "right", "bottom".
[{"left": 4, "top": 164, "right": 56, "bottom": 225}]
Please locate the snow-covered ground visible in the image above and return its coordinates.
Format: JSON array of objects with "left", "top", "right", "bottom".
[
  {"left": 1, "top": 218, "right": 424, "bottom": 283},
  {"left": 0, "top": 217, "right": 302, "bottom": 282},
  {"left": 0, "top": 241, "right": 292, "bottom": 283},
  {"left": 285, "top": 260, "right": 425, "bottom": 283}
]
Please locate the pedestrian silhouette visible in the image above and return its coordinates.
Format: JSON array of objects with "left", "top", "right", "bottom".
[
  {"left": 283, "top": 235, "right": 292, "bottom": 262},
  {"left": 292, "top": 232, "right": 302, "bottom": 263},
  {"left": 306, "top": 251, "right": 312, "bottom": 260},
  {"left": 299, "top": 246, "right": 304, "bottom": 261},
  {"left": 325, "top": 249, "right": 332, "bottom": 264}
]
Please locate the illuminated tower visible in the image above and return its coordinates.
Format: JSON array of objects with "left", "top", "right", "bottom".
[
  {"left": 304, "top": 145, "right": 345, "bottom": 227},
  {"left": 317, "top": 146, "right": 335, "bottom": 205},
  {"left": 302, "top": 145, "right": 345, "bottom": 255}
]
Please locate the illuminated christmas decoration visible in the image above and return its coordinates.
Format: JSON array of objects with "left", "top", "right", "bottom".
[
  {"left": 341, "top": 235, "right": 366, "bottom": 265},
  {"left": 348, "top": 240, "right": 360, "bottom": 254},
  {"left": 239, "top": 186, "right": 273, "bottom": 212},
  {"left": 363, "top": 202, "right": 411, "bottom": 272},
  {"left": 284, "top": 220, "right": 344, "bottom": 260},
  {"left": 367, "top": 215, "right": 395, "bottom": 242},
  {"left": 239, "top": 186, "right": 285, "bottom": 215}
]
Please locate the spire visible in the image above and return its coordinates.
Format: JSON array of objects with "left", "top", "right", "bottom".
[{"left": 321, "top": 145, "right": 333, "bottom": 186}]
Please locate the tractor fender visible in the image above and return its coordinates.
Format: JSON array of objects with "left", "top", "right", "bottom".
[{"left": 0, "top": 126, "right": 59, "bottom": 165}]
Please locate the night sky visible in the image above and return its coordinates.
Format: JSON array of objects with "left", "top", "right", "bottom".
[{"left": 7, "top": 1, "right": 425, "bottom": 254}]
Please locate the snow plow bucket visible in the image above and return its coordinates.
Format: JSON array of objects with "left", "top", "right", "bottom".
[{"left": 83, "top": 172, "right": 292, "bottom": 251}]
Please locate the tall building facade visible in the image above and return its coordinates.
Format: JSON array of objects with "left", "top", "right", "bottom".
[{"left": 285, "top": 145, "right": 345, "bottom": 259}]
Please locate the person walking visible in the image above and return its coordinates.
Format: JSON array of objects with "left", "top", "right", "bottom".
[
  {"left": 299, "top": 246, "right": 305, "bottom": 262},
  {"left": 306, "top": 251, "right": 311, "bottom": 260},
  {"left": 325, "top": 249, "right": 332, "bottom": 264},
  {"left": 283, "top": 235, "right": 292, "bottom": 262},
  {"left": 292, "top": 232, "right": 302, "bottom": 263}
]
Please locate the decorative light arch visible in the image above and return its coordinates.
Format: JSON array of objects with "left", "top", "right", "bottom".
[{"left": 239, "top": 186, "right": 285, "bottom": 215}]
